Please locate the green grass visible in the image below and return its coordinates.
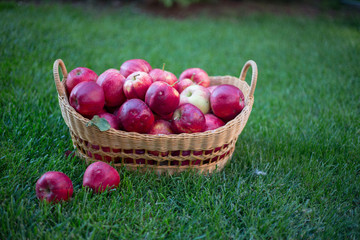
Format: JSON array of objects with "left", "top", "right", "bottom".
[{"left": 1, "top": 1, "right": 359, "bottom": 239}]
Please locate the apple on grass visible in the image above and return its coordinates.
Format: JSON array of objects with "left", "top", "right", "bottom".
[
  {"left": 120, "top": 59, "right": 152, "bottom": 78},
  {"left": 83, "top": 161, "right": 120, "bottom": 194},
  {"left": 179, "top": 68, "right": 210, "bottom": 88},
  {"left": 123, "top": 71, "right": 153, "bottom": 100},
  {"left": 210, "top": 84, "right": 245, "bottom": 121},
  {"left": 171, "top": 103, "right": 206, "bottom": 134},
  {"left": 69, "top": 81, "right": 105, "bottom": 118},
  {"left": 116, "top": 99, "right": 155, "bottom": 133},
  {"left": 179, "top": 85, "right": 211, "bottom": 114},
  {"left": 36, "top": 171, "right": 73, "bottom": 203},
  {"left": 145, "top": 81, "right": 180, "bottom": 116},
  {"left": 96, "top": 69, "right": 126, "bottom": 108},
  {"left": 66, "top": 67, "right": 98, "bottom": 95},
  {"left": 149, "top": 65, "right": 178, "bottom": 85}
]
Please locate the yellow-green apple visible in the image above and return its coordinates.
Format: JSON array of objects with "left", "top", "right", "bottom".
[
  {"left": 69, "top": 81, "right": 105, "bottom": 118},
  {"left": 36, "top": 171, "right": 73, "bottom": 203},
  {"left": 179, "top": 85, "right": 211, "bottom": 114},
  {"left": 120, "top": 59, "right": 152, "bottom": 78},
  {"left": 83, "top": 161, "right": 120, "bottom": 193},
  {"left": 204, "top": 113, "right": 225, "bottom": 131},
  {"left": 171, "top": 103, "right": 206, "bottom": 133},
  {"left": 145, "top": 81, "right": 180, "bottom": 116},
  {"left": 116, "top": 99, "right": 154, "bottom": 133},
  {"left": 66, "top": 67, "right": 98, "bottom": 95},
  {"left": 96, "top": 69, "right": 126, "bottom": 108},
  {"left": 210, "top": 84, "right": 245, "bottom": 121},
  {"left": 179, "top": 68, "right": 210, "bottom": 87},
  {"left": 123, "top": 71, "right": 153, "bottom": 100}
]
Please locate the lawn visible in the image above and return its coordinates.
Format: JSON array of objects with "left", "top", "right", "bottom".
[{"left": 0, "top": 1, "right": 359, "bottom": 239}]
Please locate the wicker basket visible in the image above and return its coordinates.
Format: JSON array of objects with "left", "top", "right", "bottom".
[{"left": 53, "top": 59, "right": 258, "bottom": 175}]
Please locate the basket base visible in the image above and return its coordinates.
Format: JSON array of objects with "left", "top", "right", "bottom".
[{"left": 75, "top": 147, "right": 235, "bottom": 175}]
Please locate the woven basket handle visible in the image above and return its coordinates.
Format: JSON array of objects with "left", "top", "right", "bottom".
[
  {"left": 53, "top": 59, "right": 68, "bottom": 98},
  {"left": 239, "top": 60, "right": 258, "bottom": 98}
]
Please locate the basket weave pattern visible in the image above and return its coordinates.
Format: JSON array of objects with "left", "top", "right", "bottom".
[{"left": 54, "top": 59, "right": 257, "bottom": 174}]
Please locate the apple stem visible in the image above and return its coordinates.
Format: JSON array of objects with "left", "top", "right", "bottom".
[
  {"left": 132, "top": 74, "right": 140, "bottom": 80},
  {"left": 171, "top": 79, "right": 180, "bottom": 87},
  {"left": 162, "top": 63, "right": 166, "bottom": 71},
  {"left": 197, "top": 79, "right": 205, "bottom": 85},
  {"left": 190, "top": 73, "right": 195, "bottom": 81}
]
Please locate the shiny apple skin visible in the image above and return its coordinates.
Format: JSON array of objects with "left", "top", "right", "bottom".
[
  {"left": 171, "top": 103, "right": 206, "bottom": 134},
  {"left": 96, "top": 69, "right": 126, "bottom": 108},
  {"left": 69, "top": 81, "right": 105, "bottom": 118},
  {"left": 36, "top": 171, "right": 73, "bottom": 203},
  {"left": 204, "top": 113, "right": 225, "bottom": 131},
  {"left": 66, "top": 67, "right": 98, "bottom": 95},
  {"left": 116, "top": 99, "right": 155, "bottom": 133},
  {"left": 120, "top": 59, "right": 152, "bottom": 78},
  {"left": 179, "top": 85, "right": 210, "bottom": 114},
  {"left": 179, "top": 68, "right": 210, "bottom": 88},
  {"left": 145, "top": 81, "right": 180, "bottom": 116},
  {"left": 83, "top": 161, "right": 120, "bottom": 194},
  {"left": 174, "top": 78, "right": 194, "bottom": 94},
  {"left": 210, "top": 84, "right": 245, "bottom": 121},
  {"left": 149, "top": 68, "right": 178, "bottom": 85},
  {"left": 123, "top": 71, "right": 153, "bottom": 100}
]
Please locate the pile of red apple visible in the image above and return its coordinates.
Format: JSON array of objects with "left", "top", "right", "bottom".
[{"left": 67, "top": 59, "right": 245, "bottom": 135}]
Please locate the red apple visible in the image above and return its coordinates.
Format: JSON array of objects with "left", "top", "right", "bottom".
[
  {"left": 179, "top": 68, "right": 210, "bottom": 88},
  {"left": 148, "top": 120, "right": 173, "bottom": 157},
  {"left": 171, "top": 103, "right": 206, "bottom": 133},
  {"left": 36, "top": 171, "right": 73, "bottom": 203},
  {"left": 123, "top": 71, "right": 153, "bottom": 100},
  {"left": 210, "top": 84, "right": 245, "bottom": 121},
  {"left": 148, "top": 119, "right": 173, "bottom": 135},
  {"left": 120, "top": 59, "right": 152, "bottom": 78},
  {"left": 145, "top": 81, "right": 180, "bottom": 116},
  {"left": 149, "top": 68, "right": 178, "bottom": 85},
  {"left": 179, "top": 85, "right": 211, "bottom": 114},
  {"left": 96, "top": 69, "right": 126, "bottom": 108},
  {"left": 154, "top": 112, "right": 174, "bottom": 121},
  {"left": 83, "top": 161, "right": 120, "bottom": 193},
  {"left": 66, "top": 67, "right": 98, "bottom": 95},
  {"left": 69, "top": 81, "right": 105, "bottom": 117},
  {"left": 204, "top": 113, "right": 225, "bottom": 131},
  {"left": 174, "top": 78, "right": 194, "bottom": 94},
  {"left": 116, "top": 99, "right": 155, "bottom": 133},
  {"left": 207, "top": 85, "right": 219, "bottom": 94},
  {"left": 98, "top": 112, "right": 121, "bottom": 130}
]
